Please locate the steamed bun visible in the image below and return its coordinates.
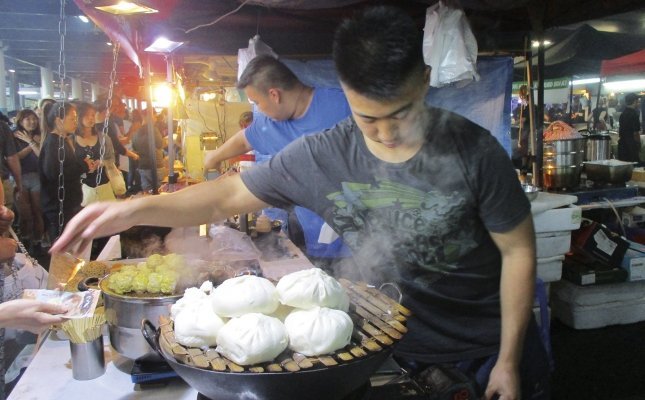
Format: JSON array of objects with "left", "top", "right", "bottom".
[
  {"left": 171, "top": 281, "right": 213, "bottom": 319},
  {"left": 276, "top": 268, "right": 349, "bottom": 311},
  {"left": 211, "top": 275, "right": 279, "bottom": 317},
  {"left": 216, "top": 313, "right": 288, "bottom": 365},
  {"left": 284, "top": 307, "right": 353, "bottom": 356},
  {"left": 174, "top": 299, "right": 225, "bottom": 348}
]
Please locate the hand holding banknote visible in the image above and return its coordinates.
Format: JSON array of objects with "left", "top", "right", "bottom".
[{"left": 0, "top": 299, "right": 68, "bottom": 334}]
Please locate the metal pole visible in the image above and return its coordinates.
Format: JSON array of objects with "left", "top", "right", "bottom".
[
  {"left": 166, "top": 55, "right": 177, "bottom": 186},
  {"left": 145, "top": 55, "right": 159, "bottom": 194},
  {"left": 0, "top": 44, "right": 7, "bottom": 112},
  {"left": 535, "top": 37, "right": 545, "bottom": 188}
]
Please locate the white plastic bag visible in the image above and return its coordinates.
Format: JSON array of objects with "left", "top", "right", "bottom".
[
  {"left": 237, "top": 35, "right": 278, "bottom": 80},
  {"left": 4, "top": 253, "right": 48, "bottom": 303},
  {"left": 105, "top": 161, "right": 127, "bottom": 196},
  {"left": 423, "top": 2, "right": 479, "bottom": 87}
]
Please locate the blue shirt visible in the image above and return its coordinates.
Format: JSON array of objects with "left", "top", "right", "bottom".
[
  {"left": 244, "top": 87, "right": 352, "bottom": 258},
  {"left": 244, "top": 87, "right": 351, "bottom": 155}
]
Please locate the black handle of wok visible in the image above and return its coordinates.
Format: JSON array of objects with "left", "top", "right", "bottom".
[
  {"left": 141, "top": 319, "right": 164, "bottom": 358},
  {"left": 78, "top": 277, "right": 99, "bottom": 292}
]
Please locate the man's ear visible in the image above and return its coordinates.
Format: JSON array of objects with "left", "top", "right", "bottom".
[{"left": 267, "top": 88, "right": 281, "bottom": 104}]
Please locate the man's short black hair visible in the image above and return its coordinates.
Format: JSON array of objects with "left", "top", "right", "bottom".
[
  {"left": 333, "top": 6, "right": 425, "bottom": 100},
  {"left": 236, "top": 55, "right": 299, "bottom": 92},
  {"left": 625, "top": 93, "right": 640, "bottom": 106}
]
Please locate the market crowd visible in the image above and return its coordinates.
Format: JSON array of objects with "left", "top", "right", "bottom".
[{"left": 0, "top": 97, "right": 172, "bottom": 259}]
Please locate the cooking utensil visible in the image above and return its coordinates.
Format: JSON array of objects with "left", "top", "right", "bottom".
[
  {"left": 143, "top": 320, "right": 390, "bottom": 400},
  {"left": 100, "top": 278, "right": 181, "bottom": 360},
  {"left": 584, "top": 134, "right": 611, "bottom": 161},
  {"left": 141, "top": 280, "right": 409, "bottom": 400},
  {"left": 543, "top": 138, "right": 586, "bottom": 189},
  {"left": 522, "top": 184, "right": 539, "bottom": 201},
  {"left": 583, "top": 159, "right": 636, "bottom": 184}
]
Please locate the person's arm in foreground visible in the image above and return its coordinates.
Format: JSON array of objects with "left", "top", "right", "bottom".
[
  {"left": 485, "top": 215, "right": 536, "bottom": 400},
  {"left": 0, "top": 300, "right": 67, "bottom": 334},
  {"left": 6, "top": 154, "right": 22, "bottom": 194},
  {"left": 51, "top": 172, "right": 269, "bottom": 256},
  {"left": 203, "top": 129, "right": 252, "bottom": 171}
]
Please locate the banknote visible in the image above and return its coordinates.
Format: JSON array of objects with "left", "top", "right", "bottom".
[{"left": 22, "top": 289, "right": 101, "bottom": 319}]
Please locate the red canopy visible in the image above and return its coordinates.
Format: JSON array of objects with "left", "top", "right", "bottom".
[{"left": 600, "top": 49, "right": 645, "bottom": 76}]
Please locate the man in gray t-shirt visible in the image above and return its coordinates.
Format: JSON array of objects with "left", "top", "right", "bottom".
[{"left": 52, "top": 6, "right": 548, "bottom": 399}]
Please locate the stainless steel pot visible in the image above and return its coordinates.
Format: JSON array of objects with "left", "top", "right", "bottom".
[
  {"left": 584, "top": 159, "right": 636, "bottom": 184},
  {"left": 585, "top": 134, "right": 611, "bottom": 161},
  {"left": 543, "top": 138, "right": 587, "bottom": 189},
  {"left": 100, "top": 278, "right": 181, "bottom": 360}
]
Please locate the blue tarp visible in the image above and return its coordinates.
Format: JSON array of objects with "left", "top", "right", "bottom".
[{"left": 281, "top": 56, "right": 514, "bottom": 154}]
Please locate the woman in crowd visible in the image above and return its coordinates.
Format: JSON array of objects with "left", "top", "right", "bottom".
[
  {"left": 73, "top": 102, "right": 116, "bottom": 203},
  {"left": 39, "top": 102, "right": 88, "bottom": 240},
  {"left": 12, "top": 109, "right": 44, "bottom": 254}
]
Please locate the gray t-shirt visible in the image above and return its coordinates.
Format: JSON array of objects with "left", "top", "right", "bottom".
[{"left": 242, "top": 107, "right": 530, "bottom": 363}]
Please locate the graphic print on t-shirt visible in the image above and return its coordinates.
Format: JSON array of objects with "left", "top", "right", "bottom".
[{"left": 326, "top": 179, "right": 477, "bottom": 284}]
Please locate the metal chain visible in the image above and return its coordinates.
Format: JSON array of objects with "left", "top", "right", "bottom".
[
  {"left": 8, "top": 228, "right": 41, "bottom": 272},
  {"left": 57, "top": 0, "right": 67, "bottom": 236},
  {"left": 97, "top": 42, "right": 120, "bottom": 187}
]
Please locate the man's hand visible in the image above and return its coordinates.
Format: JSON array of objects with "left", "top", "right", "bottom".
[
  {"left": 484, "top": 361, "right": 520, "bottom": 400},
  {"left": 50, "top": 202, "right": 137, "bottom": 257}
]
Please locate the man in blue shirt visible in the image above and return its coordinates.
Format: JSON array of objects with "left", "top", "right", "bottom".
[{"left": 204, "top": 55, "right": 352, "bottom": 260}]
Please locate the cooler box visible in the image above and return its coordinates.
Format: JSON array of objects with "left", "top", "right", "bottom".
[
  {"left": 551, "top": 279, "right": 645, "bottom": 329},
  {"left": 537, "top": 255, "right": 564, "bottom": 283},
  {"left": 531, "top": 192, "right": 581, "bottom": 234},
  {"left": 536, "top": 231, "right": 572, "bottom": 258},
  {"left": 533, "top": 205, "right": 582, "bottom": 233}
]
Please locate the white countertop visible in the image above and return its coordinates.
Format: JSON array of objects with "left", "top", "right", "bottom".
[{"left": 7, "top": 334, "right": 197, "bottom": 400}]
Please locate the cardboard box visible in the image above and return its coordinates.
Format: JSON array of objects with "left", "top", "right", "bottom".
[
  {"left": 571, "top": 221, "right": 629, "bottom": 267},
  {"left": 533, "top": 205, "right": 582, "bottom": 233},
  {"left": 562, "top": 254, "right": 628, "bottom": 286},
  {"left": 622, "top": 207, "right": 645, "bottom": 228},
  {"left": 620, "top": 240, "right": 645, "bottom": 281}
]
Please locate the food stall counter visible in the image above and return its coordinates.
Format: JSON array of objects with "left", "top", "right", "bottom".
[{"left": 7, "top": 334, "right": 196, "bottom": 400}]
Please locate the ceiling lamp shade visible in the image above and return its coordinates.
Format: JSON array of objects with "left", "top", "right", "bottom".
[
  {"left": 95, "top": 1, "right": 158, "bottom": 15},
  {"left": 145, "top": 37, "right": 184, "bottom": 53}
]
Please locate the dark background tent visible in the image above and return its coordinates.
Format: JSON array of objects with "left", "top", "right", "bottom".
[
  {"left": 514, "top": 24, "right": 645, "bottom": 80},
  {"left": 2, "top": 0, "right": 645, "bottom": 88},
  {"left": 601, "top": 49, "right": 645, "bottom": 76}
]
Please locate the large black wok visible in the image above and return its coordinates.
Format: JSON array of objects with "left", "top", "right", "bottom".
[{"left": 142, "top": 320, "right": 391, "bottom": 400}]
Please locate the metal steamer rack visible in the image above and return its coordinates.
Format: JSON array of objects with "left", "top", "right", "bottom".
[{"left": 160, "top": 280, "right": 409, "bottom": 373}]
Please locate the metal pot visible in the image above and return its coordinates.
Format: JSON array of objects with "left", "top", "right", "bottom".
[
  {"left": 543, "top": 138, "right": 586, "bottom": 189},
  {"left": 585, "top": 134, "right": 611, "bottom": 161},
  {"left": 100, "top": 279, "right": 181, "bottom": 360},
  {"left": 141, "top": 320, "right": 392, "bottom": 400},
  {"left": 583, "top": 159, "right": 636, "bottom": 184}
]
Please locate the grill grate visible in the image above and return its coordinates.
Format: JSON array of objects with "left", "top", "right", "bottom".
[{"left": 158, "top": 280, "right": 411, "bottom": 373}]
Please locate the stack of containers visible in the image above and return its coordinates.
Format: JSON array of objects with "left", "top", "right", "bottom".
[{"left": 530, "top": 193, "right": 583, "bottom": 323}]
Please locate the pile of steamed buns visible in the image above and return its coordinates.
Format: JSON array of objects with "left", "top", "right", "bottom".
[{"left": 171, "top": 268, "right": 353, "bottom": 366}]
